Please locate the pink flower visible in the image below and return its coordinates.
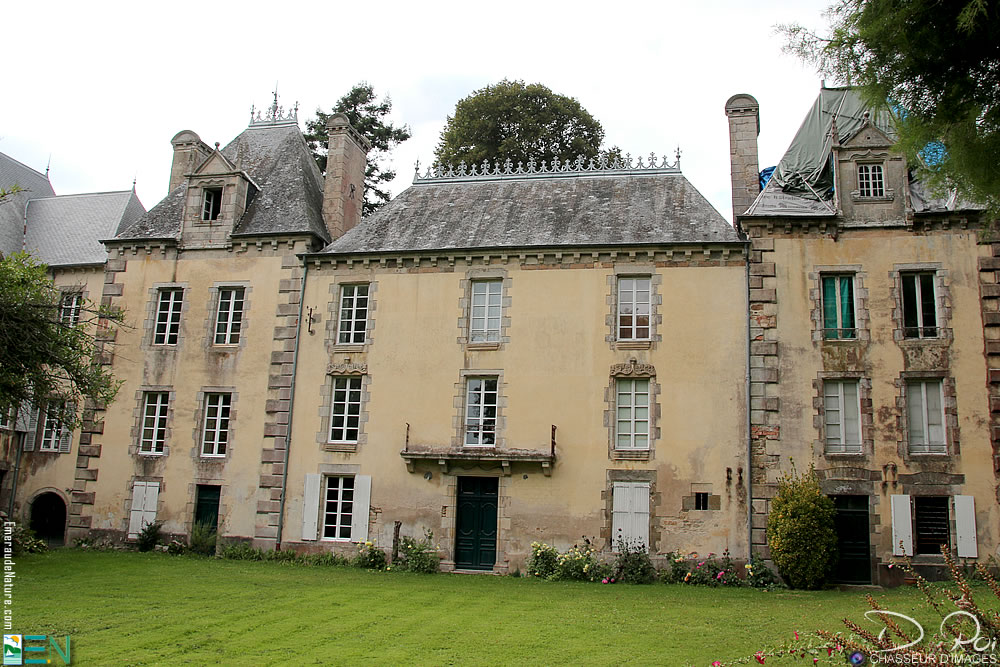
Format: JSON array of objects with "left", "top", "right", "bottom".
[
  {"left": 716, "top": 572, "right": 724, "bottom": 580},
  {"left": 712, "top": 663, "right": 722, "bottom": 667},
  {"left": 793, "top": 631, "right": 799, "bottom": 641},
  {"left": 602, "top": 578, "right": 608, "bottom": 584},
  {"left": 610, "top": 578, "right": 615, "bottom": 583},
  {"left": 754, "top": 652, "right": 766, "bottom": 664}
]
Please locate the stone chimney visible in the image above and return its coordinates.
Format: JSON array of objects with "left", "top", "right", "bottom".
[
  {"left": 322, "top": 113, "right": 371, "bottom": 240},
  {"left": 168, "top": 130, "right": 213, "bottom": 193},
  {"left": 724, "top": 94, "right": 761, "bottom": 225}
]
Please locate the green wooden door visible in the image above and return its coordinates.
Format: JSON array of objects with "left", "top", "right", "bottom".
[
  {"left": 195, "top": 485, "right": 221, "bottom": 531},
  {"left": 832, "top": 495, "right": 871, "bottom": 584},
  {"left": 455, "top": 477, "right": 498, "bottom": 570}
]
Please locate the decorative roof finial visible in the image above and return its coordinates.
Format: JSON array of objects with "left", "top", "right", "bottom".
[
  {"left": 249, "top": 89, "right": 299, "bottom": 127},
  {"left": 675, "top": 145, "right": 682, "bottom": 165},
  {"left": 45, "top": 154, "right": 51, "bottom": 179}
]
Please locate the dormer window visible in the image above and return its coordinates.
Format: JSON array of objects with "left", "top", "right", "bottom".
[
  {"left": 202, "top": 187, "right": 222, "bottom": 221},
  {"left": 857, "top": 164, "right": 885, "bottom": 198}
]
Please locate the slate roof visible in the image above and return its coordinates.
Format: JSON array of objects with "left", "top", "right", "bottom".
[
  {"left": 322, "top": 170, "right": 738, "bottom": 255},
  {"left": 0, "top": 152, "right": 55, "bottom": 258},
  {"left": 115, "top": 122, "right": 328, "bottom": 243},
  {"left": 25, "top": 190, "right": 145, "bottom": 265}
]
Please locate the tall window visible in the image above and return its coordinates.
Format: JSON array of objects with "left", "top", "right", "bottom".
[
  {"left": 902, "top": 273, "right": 937, "bottom": 338},
  {"left": 618, "top": 277, "right": 651, "bottom": 340},
  {"left": 470, "top": 280, "right": 502, "bottom": 343},
  {"left": 821, "top": 275, "right": 856, "bottom": 339},
  {"left": 201, "top": 393, "right": 231, "bottom": 457},
  {"left": 824, "top": 380, "right": 861, "bottom": 453},
  {"left": 202, "top": 187, "right": 222, "bottom": 221},
  {"left": 914, "top": 496, "right": 950, "bottom": 555},
  {"left": 616, "top": 378, "right": 650, "bottom": 450},
  {"left": 465, "top": 377, "right": 498, "bottom": 447},
  {"left": 60, "top": 292, "right": 82, "bottom": 327},
  {"left": 140, "top": 392, "right": 169, "bottom": 454},
  {"left": 857, "top": 164, "right": 885, "bottom": 197},
  {"left": 907, "top": 380, "right": 945, "bottom": 454},
  {"left": 323, "top": 476, "right": 355, "bottom": 540},
  {"left": 214, "top": 287, "right": 245, "bottom": 345},
  {"left": 337, "top": 284, "right": 369, "bottom": 344},
  {"left": 39, "top": 400, "right": 66, "bottom": 452},
  {"left": 329, "top": 377, "right": 362, "bottom": 443},
  {"left": 153, "top": 288, "right": 183, "bottom": 345}
]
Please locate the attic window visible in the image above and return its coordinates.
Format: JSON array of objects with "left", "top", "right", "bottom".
[
  {"left": 202, "top": 187, "right": 223, "bottom": 221},
  {"left": 857, "top": 164, "right": 885, "bottom": 198}
]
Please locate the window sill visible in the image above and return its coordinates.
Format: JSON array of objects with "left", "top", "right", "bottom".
[
  {"left": 331, "top": 344, "right": 366, "bottom": 353},
  {"left": 325, "top": 442, "right": 358, "bottom": 453},
  {"left": 823, "top": 451, "right": 866, "bottom": 458},
  {"left": 138, "top": 451, "right": 165, "bottom": 457},
  {"left": 466, "top": 342, "right": 501, "bottom": 351},
  {"left": 612, "top": 449, "right": 651, "bottom": 461},
  {"left": 906, "top": 450, "right": 949, "bottom": 457},
  {"left": 200, "top": 454, "right": 227, "bottom": 460},
  {"left": 615, "top": 340, "right": 651, "bottom": 350}
]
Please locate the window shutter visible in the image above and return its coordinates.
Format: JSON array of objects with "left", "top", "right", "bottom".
[
  {"left": 15, "top": 404, "right": 33, "bottom": 432},
  {"left": 611, "top": 482, "right": 629, "bottom": 549},
  {"left": 23, "top": 408, "right": 39, "bottom": 451},
  {"left": 351, "top": 475, "right": 372, "bottom": 542},
  {"left": 955, "top": 495, "right": 978, "bottom": 558},
  {"left": 630, "top": 483, "right": 650, "bottom": 549},
  {"left": 128, "top": 482, "right": 148, "bottom": 537},
  {"left": 142, "top": 482, "right": 160, "bottom": 529},
  {"left": 58, "top": 401, "right": 76, "bottom": 453},
  {"left": 891, "top": 495, "right": 913, "bottom": 556},
  {"left": 301, "top": 474, "right": 321, "bottom": 541}
]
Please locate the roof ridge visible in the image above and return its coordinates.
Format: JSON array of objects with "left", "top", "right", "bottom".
[
  {"left": 0, "top": 152, "right": 50, "bottom": 181},
  {"left": 414, "top": 151, "right": 682, "bottom": 185},
  {"left": 30, "top": 190, "right": 134, "bottom": 201}
]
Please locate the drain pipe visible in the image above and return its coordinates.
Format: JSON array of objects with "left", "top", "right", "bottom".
[
  {"left": 274, "top": 259, "right": 309, "bottom": 550},
  {"left": 744, "top": 243, "right": 753, "bottom": 561}
]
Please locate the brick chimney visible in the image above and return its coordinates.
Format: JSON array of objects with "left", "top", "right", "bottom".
[
  {"left": 322, "top": 113, "right": 372, "bottom": 240},
  {"left": 724, "top": 94, "right": 761, "bottom": 225},
  {"left": 168, "top": 130, "right": 213, "bottom": 193}
]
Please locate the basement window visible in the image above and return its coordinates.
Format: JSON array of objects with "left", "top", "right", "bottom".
[
  {"left": 694, "top": 492, "right": 710, "bottom": 511},
  {"left": 202, "top": 187, "right": 223, "bottom": 221}
]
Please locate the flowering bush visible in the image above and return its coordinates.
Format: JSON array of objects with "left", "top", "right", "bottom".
[
  {"left": 553, "top": 542, "right": 609, "bottom": 581},
  {"left": 527, "top": 541, "right": 559, "bottom": 578},
  {"left": 612, "top": 536, "right": 656, "bottom": 584},
  {"left": 662, "top": 550, "right": 782, "bottom": 589},
  {"left": 396, "top": 530, "right": 439, "bottom": 574},
  {"left": 353, "top": 540, "right": 387, "bottom": 570}
]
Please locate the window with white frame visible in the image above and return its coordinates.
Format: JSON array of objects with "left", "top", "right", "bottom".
[
  {"left": 60, "top": 292, "right": 82, "bottom": 327},
  {"left": 857, "top": 164, "right": 885, "bottom": 198},
  {"left": 140, "top": 392, "right": 169, "bottom": 454},
  {"left": 824, "top": 380, "right": 862, "bottom": 453},
  {"left": 616, "top": 378, "right": 650, "bottom": 450},
  {"left": 907, "top": 380, "right": 946, "bottom": 454},
  {"left": 337, "top": 284, "right": 369, "bottom": 344},
  {"left": 470, "top": 280, "right": 502, "bottom": 343},
  {"left": 465, "top": 377, "right": 498, "bottom": 447},
  {"left": 821, "top": 275, "right": 856, "bottom": 339},
  {"left": 329, "top": 377, "right": 362, "bottom": 443},
  {"left": 214, "top": 287, "right": 245, "bottom": 345},
  {"left": 39, "top": 400, "right": 66, "bottom": 452},
  {"left": 322, "top": 475, "right": 355, "bottom": 540},
  {"left": 202, "top": 187, "right": 222, "bottom": 221},
  {"left": 201, "top": 392, "right": 231, "bottom": 457},
  {"left": 611, "top": 481, "right": 650, "bottom": 549},
  {"left": 901, "top": 272, "right": 937, "bottom": 339},
  {"left": 153, "top": 288, "right": 183, "bottom": 345},
  {"left": 617, "top": 277, "right": 651, "bottom": 341}
]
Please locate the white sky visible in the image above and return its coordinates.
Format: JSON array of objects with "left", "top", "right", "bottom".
[{"left": 2, "top": 0, "right": 834, "bottom": 223}]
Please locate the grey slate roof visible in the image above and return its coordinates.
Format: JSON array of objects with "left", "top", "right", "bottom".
[
  {"left": 115, "top": 123, "right": 328, "bottom": 243},
  {"left": 0, "top": 152, "right": 55, "bottom": 258},
  {"left": 323, "top": 171, "right": 738, "bottom": 254},
  {"left": 25, "top": 190, "right": 145, "bottom": 266}
]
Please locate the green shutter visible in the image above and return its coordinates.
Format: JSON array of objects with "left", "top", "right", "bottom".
[
  {"left": 840, "top": 276, "right": 855, "bottom": 337},
  {"left": 822, "top": 277, "right": 838, "bottom": 338}
]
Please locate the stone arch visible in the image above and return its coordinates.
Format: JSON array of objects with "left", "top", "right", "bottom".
[{"left": 28, "top": 489, "right": 68, "bottom": 547}]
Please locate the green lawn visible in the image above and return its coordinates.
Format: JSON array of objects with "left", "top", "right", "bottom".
[{"left": 15, "top": 550, "right": 943, "bottom": 665}]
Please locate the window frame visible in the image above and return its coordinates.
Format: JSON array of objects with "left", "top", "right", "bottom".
[
  {"left": 321, "top": 475, "right": 356, "bottom": 542},
  {"left": 823, "top": 380, "right": 863, "bottom": 454},
  {"left": 337, "top": 283, "right": 370, "bottom": 345},
  {"left": 820, "top": 274, "right": 856, "bottom": 340},
  {"left": 60, "top": 292, "right": 83, "bottom": 328},
  {"left": 213, "top": 286, "right": 245, "bottom": 346},
  {"left": 200, "top": 392, "right": 232, "bottom": 457},
  {"left": 616, "top": 275, "right": 652, "bottom": 341},
  {"left": 857, "top": 163, "right": 886, "bottom": 198},
  {"left": 906, "top": 379, "right": 947, "bottom": 454},
  {"left": 153, "top": 288, "right": 184, "bottom": 345},
  {"left": 139, "top": 391, "right": 170, "bottom": 455},
  {"left": 38, "top": 400, "right": 65, "bottom": 452},
  {"left": 464, "top": 376, "right": 499, "bottom": 447},
  {"left": 615, "top": 377, "right": 650, "bottom": 451},
  {"left": 329, "top": 376, "right": 363, "bottom": 444},
  {"left": 202, "top": 187, "right": 222, "bottom": 221},
  {"left": 469, "top": 279, "right": 503, "bottom": 343},
  {"left": 901, "top": 272, "right": 938, "bottom": 339}
]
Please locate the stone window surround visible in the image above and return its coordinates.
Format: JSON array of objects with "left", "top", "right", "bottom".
[
  {"left": 183, "top": 481, "right": 227, "bottom": 537},
  {"left": 890, "top": 263, "right": 953, "bottom": 344},
  {"left": 457, "top": 268, "right": 513, "bottom": 350},
  {"left": 189, "top": 178, "right": 230, "bottom": 225},
  {"left": 317, "top": 363, "right": 370, "bottom": 453},
  {"left": 813, "top": 372, "right": 874, "bottom": 459},
  {"left": 851, "top": 159, "right": 895, "bottom": 202},
  {"left": 809, "top": 265, "right": 871, "bottom": 343},
  {"left": 191, "top": 386, "right": 238, "bottom": 460},
  {"left": 206, "top": 281, "right": 252, "bottom": 350},
  {"left": 326, "top": 278, "right": 378, "bottom": 353},
  {"left": 143, "top": 282, "right": 190, "bottom": 349},
  {"left": 606, "top": 264, "right": 663, "bottom": 350},
  {"left": 57, "top": 283, "right": 88, "bottom": 326},
  {"left": 602, "top": 469, "right": 660, "bottom": 552},
  {"left": 895, "top": 371, "right": 959, "bottom": 459},
  {"left": 605, "top": 359, "right": 660, "bottom": 461},
  {"left": 452, "top": 369, "right": 507, "bottom": 449},
  {"left": 682, "top": 482, "right": 721, "bottom": 511},
  {"left": 129, "top": 386, "right": 175, "bottom": 457}
]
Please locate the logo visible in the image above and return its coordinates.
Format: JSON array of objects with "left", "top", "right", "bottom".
[
  {"left": 2, "top": 635, "right": 20, "bottom": 666},
  {"left": 847, "top": 651, "right": 868, "bottom": 665}
]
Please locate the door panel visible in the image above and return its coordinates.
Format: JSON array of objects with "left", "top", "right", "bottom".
[
  {"left": 455, "top": 477, "right": 499, "bottom": 570},
  {"left": 833, "top": 495, "right": 871, "bottom": 584}
]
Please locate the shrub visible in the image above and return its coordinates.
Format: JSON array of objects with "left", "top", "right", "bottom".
[
  {"left": 189, "top": 522, "right": 217, "bottom": 556},
  {"left": 301, "top": 552, "right": 350, "bottom": 567},
  {"left": 396, "top": 530, "right": 439, "bottom": 573},
  {"left": 135, "top": 521, "right": 162, "bottom": 552},
  {"left": 527, "top": 542, "right": 558, "bottom": 578},
  {"left": 218, "top": 542, "right": 263, "bottom": 561},
  {"left": 766, "top": 464, "right": 837, "bottom": 589},
  {"left": 744, "top": 553, "right": 783, "bottom": 590},
  {"left": 552, "top": 543, "right": 599, "bottom": 581},
  {"left": 612, "top": 536, "right": 656, "bottom": 584},
  {"left": 353, "top": 541, "right": 386, "bottom": 570},
  {"left": 167, "top": 539, "right": 187, "bottom": 555},
  {"left": 11, "top": 524, "right": 46, "bottom": 555}
]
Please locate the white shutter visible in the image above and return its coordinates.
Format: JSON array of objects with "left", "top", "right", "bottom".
[
  {"left": 301, "top": 474, "right": 321, "bottom": 541},
  {"left": 891, "top": 494, "right": 913, "bottom": 556},
  {"left": 611, "top": 482, "right": 629, "bottom": 549},
  {"left": 128, "top": 482, "right": 148, "bottom": 537},
  {"left": 142, "top": 483, "right": 159, "bottom": 529},
  {"left": 23, "top": 408, "right": 39, "bottom": 451},
  {"left": 58, "top": 401, "right": 76, "bottom": 453},
  {"left": 350, "top": 475, "right": 371, "bottom": 542},
  {"left": 955, "top": 495, "right": 978, "bottom": 558},
  {"left": 631, "top": 483, "right": 650, "bottom": 549}
]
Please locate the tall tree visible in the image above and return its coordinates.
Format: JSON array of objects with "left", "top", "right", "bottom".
[
  {"left": 0, "top": 252, "right": 123, "bottom": 421},
  {"left": 305, "top": 83, "right": 412, "bottom": 217},
  {"left": 434, "top": 80, "right": 605, "bottom": 169},
  {"left": 780, "top": 0, "right": 1000, "bottom": 212}
]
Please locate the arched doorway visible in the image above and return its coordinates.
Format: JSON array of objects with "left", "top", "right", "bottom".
[{"left": 29, "top": 492, "right": 66, "bottom": 547}]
